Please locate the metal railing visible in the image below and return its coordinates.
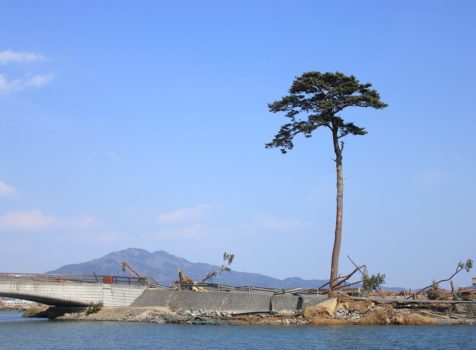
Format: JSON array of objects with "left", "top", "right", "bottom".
[
  {"left": 0, "top": 273, "right": 146, "bottom": 285},
  {"left": 171, "top": 282, "right": 329, "bottom": 295},
  {"left": 0, "top": 273, "right": 337, "bottom": 294}
]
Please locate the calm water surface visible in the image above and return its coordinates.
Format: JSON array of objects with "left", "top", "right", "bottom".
[{"left": 0, "top": 311, "right": 474, "bottom": 350}]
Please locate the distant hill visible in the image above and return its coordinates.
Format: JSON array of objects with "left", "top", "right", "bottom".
[{"left": 48, "top": 248, "right": 327, "bottom": 288}]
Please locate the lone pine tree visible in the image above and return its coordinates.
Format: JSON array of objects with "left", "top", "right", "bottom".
[{"left": 266, "top": 71, "right": 387, "bottom": 290}]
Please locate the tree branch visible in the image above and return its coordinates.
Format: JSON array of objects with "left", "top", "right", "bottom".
[{"left": 414, "top": 267, "right": 464, "bottom": 296}]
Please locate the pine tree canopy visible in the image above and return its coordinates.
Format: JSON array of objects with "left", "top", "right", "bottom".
[{"left": 266, "top": 71, "right": 388, "bottom": 153}]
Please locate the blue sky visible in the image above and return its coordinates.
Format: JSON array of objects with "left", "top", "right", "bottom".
[{"left": 0, "top": 0, "right": 475, "bottom": 288}]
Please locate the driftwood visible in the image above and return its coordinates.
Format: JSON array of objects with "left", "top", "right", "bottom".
[
  {"left": 318, "top": 268, "right": 366, "bottom": 294},
  {"left": 178, "top": 270, "right": 195, "bottom": 284},
  {"left": 459, "top": 289, "right": 476, "bottom": 301},
  {"left": 333, "top": 267, "right": 363, "bottom": 289},
  {"left": 318, "top": 267, "right": 364, "bottom": 290},
  {"left": 347, "top": 255, "right": 368, "bottom": 278},
  {"left": 426, "top": 284, "right": 452, "bottom": 300},
  {"left": 174, "top": 270, "right": 195, "bottom": 290},
  {"left": 318, "top": 255, "right": 368, "bottom": 291},
  {"left": 318, "top": 256, "right": 385, "bottom": 295},
  {"left": 412, "top": 259, "right": 473, "bottom": 298},
  {"left": 201, "top": 252, "right": 235, "bottom": 283}
]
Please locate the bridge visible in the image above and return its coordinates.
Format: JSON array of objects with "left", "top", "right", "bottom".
[
  {"left": 0, "top": 273, "right": 147, "bottom": 307},
  {"left": 0, "top": 273, "right": 330, "bottom": 315}
]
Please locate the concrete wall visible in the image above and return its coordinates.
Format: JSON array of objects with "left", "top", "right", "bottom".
[
  {"left": 0, "top": 280, "right": 146, "bottom": 307},
  {"left": 0, "top": 280, "right": 328, "bottom": 312},
  {"left": 455, "top": 303, "right": 476, "bottom": 316},
  {"left": 132, "top": 289, "right": 327, "bottom": 313}
]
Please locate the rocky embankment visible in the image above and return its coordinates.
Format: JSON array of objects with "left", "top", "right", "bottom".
[
  {"left": 1, "top": 301, "right": 49, "bottom": 317},
  {"left": 51, "top": 297, "right": 476, "bottom": 326}
]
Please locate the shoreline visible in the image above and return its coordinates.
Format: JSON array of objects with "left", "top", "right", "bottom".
[
  {"left": 3, "top": 294, "right": 475, "bottom": 326},
  {"left": 23, "top": 297, "right": 476, "bottom": 326}
]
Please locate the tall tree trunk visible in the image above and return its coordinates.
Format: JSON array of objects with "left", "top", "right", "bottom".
[{"left": 330, "top": 130, "right": 343, "bottom": 290}]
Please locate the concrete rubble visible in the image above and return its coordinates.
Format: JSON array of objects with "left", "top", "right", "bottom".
[{"left": 48, "top": 296, "right": 476, "bottom": 326}]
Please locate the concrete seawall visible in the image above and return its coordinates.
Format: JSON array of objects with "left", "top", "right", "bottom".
[
  {"left": 132, "top": 289, "right": 327, "bottom": 313},
  {"left": 0, "top": 276, "right": 327, "bottom": 312}
]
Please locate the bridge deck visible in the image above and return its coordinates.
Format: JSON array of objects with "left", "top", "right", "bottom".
[{"left": 0, "top": 273, "right": 148, "bottom": 307}]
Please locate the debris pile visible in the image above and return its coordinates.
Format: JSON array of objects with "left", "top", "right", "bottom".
[{"left": 301, "top": 297, "right": 474, "bottom": 325}]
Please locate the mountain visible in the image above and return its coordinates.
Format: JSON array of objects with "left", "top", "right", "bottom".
[{"left": 47, "top": 248, "right": 327, "bottom": 288}]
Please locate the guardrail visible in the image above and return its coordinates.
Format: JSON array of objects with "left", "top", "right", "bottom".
[
  {"left": 173, "top": 282, "right": 328, "bottom": 295},
  {"left": 0, "top": 273, "right": 334, "bottom": 295},
  {"left": 0, "top": 273, "right": 146, "bottom": 285}
]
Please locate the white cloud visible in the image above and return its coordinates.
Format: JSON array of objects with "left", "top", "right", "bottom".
[
  {"left": 157, "top": 203, "right": 219, "bottom": 224},
  {"left": 0, "top": 49, "right": 45, "bottom": 65},
  {"left": 0, "top": 210, "right": 97, "bottom": 231},
  {"left": 260, "top": 215, "right": 304, "bottom": 231},
  {"left": 0, "top": 210, "right": 57, "bottom": 231},
  {"left": 0, "top": 181, "right": 16, "bottom": 196},
  {"left": 0, "top": 73, "right": 54, "bottom": 93}
]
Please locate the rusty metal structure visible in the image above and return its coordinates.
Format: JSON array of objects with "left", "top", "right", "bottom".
[{"left": 121, "top": 261, "right": 160, "bottom": 287}]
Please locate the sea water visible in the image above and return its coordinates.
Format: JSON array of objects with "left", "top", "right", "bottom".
[{"left": 0, "top": 311, "right": 474, "bottom": 350}]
